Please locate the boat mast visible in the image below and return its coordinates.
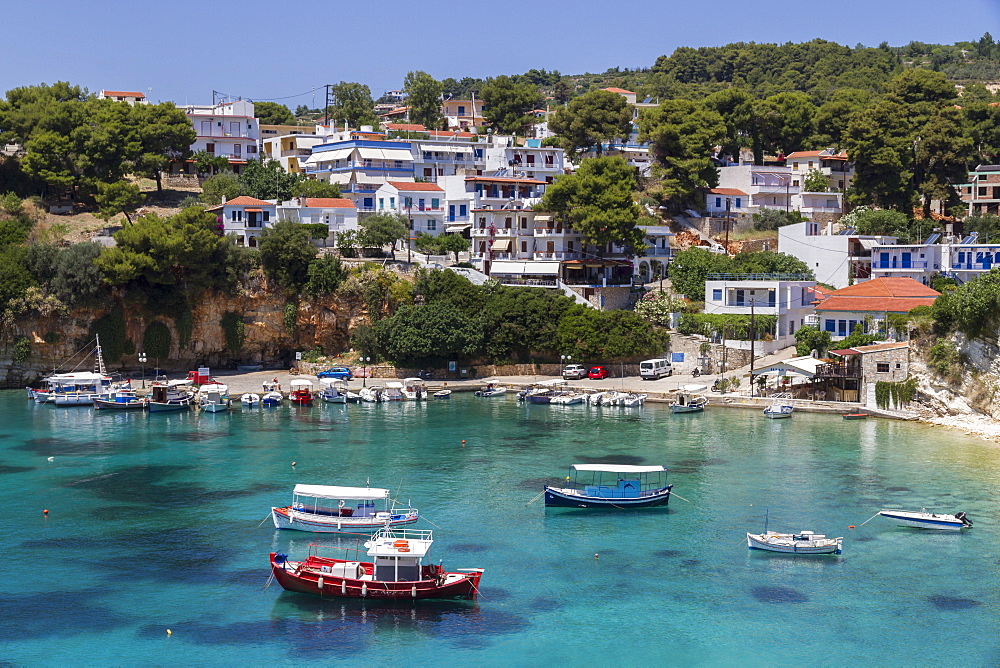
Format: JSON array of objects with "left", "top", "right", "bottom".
[{"left": 94, "top": 334, "right": 107, "bottom": 376}]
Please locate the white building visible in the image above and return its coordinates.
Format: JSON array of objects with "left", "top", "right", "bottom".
[
  {"left": 173, "top": 99, "right": 260, "bottom": 174},
  {"left": 483, "top": 138, "right": 564, "bottom": 183},
  {"left": 276, "top": 197, "right": 358, "bottom": 246},
  {"left": 778, "top": 221, "right": 897, "bottom": 288},
  {"left": 785, "top": 149, "right": 853, "bottom": 194},
  {"left": 97, "top": 89, "right": 149, "bottom": 106},
  {"left": 374, "top": 181, "right": 446, "bottom": 237},
  {"left": 206, "top": 196, "right": 276, "bottom": 247},
  {"left": 303, "top": 139, "right": 415, "bottom": 212},
  {"left": 704, "top": 276, "right": 818, "bottom": 353},
  {"left": 716, "top": 165, "right": 797, "bottom": 214},
  {"left": 261, "top": 133, "right": 324, "bottom": 174}
]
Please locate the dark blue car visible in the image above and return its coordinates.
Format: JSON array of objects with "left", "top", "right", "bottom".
[{"left": 317, "top": 366, "right": 353, "bottom": 380}]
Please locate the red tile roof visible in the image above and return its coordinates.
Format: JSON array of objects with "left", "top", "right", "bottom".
[
  {"left": 815, "top": 296, "right": 938, "bottom": 313},
  {"left": 386, "top": 181, "right": 443, "bottom": 192},
  {"left": 708, "top": 188, "right": 748, "bottom": 196},
  {"left": 785, "top": 150, "right": 849, "bottom": 160},
  {"left": 602, "top": 87, "right": 635, "bottom": 95},
  {"left": 826, "top": 277, "right": 940, "bottom": 298},
  {"left": 428, "top": 130, "right": 476, "bottom": 138},
  {"left": 222, "top": 196, "right": 272, "bottom": 206},
  {"left": 101, "top": 90, "right": 145, "bottom": 98},
  {"left": 303, "top": 198, "right": 355, "bottom": 208},
  {"left": 385, "top": 123, "right": 427, "bottom": 132}
]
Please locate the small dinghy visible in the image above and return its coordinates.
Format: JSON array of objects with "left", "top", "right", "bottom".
[
  {"left": 241, "top": 393, "right": 261, "bottom": 407},
  {"left": 433, "top": 389, "right": 452, "bottom": 399},
  {"left": 763, "top": 404, "right": 794, "bottom": 419},
  {"left": 842, "top": 412, "right": 868, "bottom": 420},
  {"left": 878, "top": 509, "right": 973, "bottom": 531},
  {"left": 474, "top": 383, "right": 506, "bottom": 397},
  {"left": 621, "top": 393, "right": 647, "bottom": 407},
  {"left": 747, "top": 530, "right": 843, "bottom": 555}
]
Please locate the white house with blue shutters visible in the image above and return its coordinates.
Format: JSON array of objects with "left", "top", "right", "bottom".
[{"left": 703, "top": 275, "right": 818, "bottom": 354}]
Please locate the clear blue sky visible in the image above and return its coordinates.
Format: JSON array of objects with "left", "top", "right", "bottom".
[{"left": 2, "top": 0, "right": 996, "bottom": 106}]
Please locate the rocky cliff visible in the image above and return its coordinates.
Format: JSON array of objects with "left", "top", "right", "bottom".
[{"left": 2, "top": 286, "right": 364, "bottom": 387}]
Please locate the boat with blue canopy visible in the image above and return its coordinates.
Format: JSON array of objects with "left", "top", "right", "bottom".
[{"left": 543, "top": 464, "right": 672, "bottom": 508}]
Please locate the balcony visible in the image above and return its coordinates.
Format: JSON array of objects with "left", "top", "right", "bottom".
[
  {"left": 534, "top": 227, "right": 574, "bottom": 237},
  {"left": 534, "top": 252, "right": 582, "bottom": 260},
  {"left": 815, "top": 363, "right": 860, "bottom": 378},
  {"left": 874, "top": 260, "right": 929, "bottom": 270},
  {"left": 951, "top": 262, "right": 993, "bottom": 271},
  {"left": 495, "top": 277, "right": 559, "bottom": 287},
  {"left": 281, "top": 149, "right": 312, "bottom": 157}
]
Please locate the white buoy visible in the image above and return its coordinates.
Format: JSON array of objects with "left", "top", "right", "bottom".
[
  {"left": 47, "top": 457, "right": 54, "bottom": 462},
  {"left": 361, "top": 583, "right": 367, "bottom": 597},
  {"left": 317, "top": 577, "right": 324, "bottom": 590},
  {"left": 411, "top": 585, "right": 417, "bottom": 598},
  {"left": 341, "top": 580, "right": 346, "bottom": 595}
]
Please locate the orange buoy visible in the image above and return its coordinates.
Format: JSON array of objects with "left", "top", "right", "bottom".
[
  {"left": 848, "top": 525, "right": 856, "bottom": 529},
  {"left": 594, "top": 553, "right": 599, "bottom": 560},
  {"left": 43, "top": 509, "right": 48, "bottom": 515}
]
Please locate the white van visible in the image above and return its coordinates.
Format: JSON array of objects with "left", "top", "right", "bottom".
[{"left": 640, "top": 358, "right": 672, "bottom": 380}]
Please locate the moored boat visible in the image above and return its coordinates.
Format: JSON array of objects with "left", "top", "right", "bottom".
[
  {"left": 271, "top": 484, "right": 419, "bottom": 533},
  {"left": 763, "top": 404, "right": 794, "bottom": 419},
  {"left": 318, "top": 379, "right": 348, "bottom": 404},
  {"left": 432, "top": 389, "right": 452, "bottom": 399},
  {"left": 401, "top": 378, "right": 427, "bottom": 400},
  {"left": 544, "top": 464, "right": 672, "bottom": 509},
  {"left": 550, "top": 391, "right": 586, "bottom": 405},
  {"left": 620, "top": 392, "right": 647, "bottom": 407},
  {"left": 94, "top": 385, "right": 147, "bottom": 411},
  {"left": 842, "top": 412, "right": 868, "bottom": 420},
  {"left": 240, "top": 393, "right": 261, "bottom": 407},
  {"left": 474, "top": 383, "right": 507, "bottom": 398},
  {"left": 268, "top": 527, "right": 484, "bottom": 600},
  {"left": 747, "top": 530, "right": 843, "bottom": 554},
  {"left": 198, "top": 383, "right": 231, "bottom": 412},
  {"left": 148, "top": 384, "right": 193, "bottom": 412},
  {"left": 670, "top": 385, "right": 708, "bottom": 413},
  {"left": 289, "top": 379, "right": 314, "bottom": 406},
  {"left": 878, "top": 508, "right": 973, "bottom": 530}
]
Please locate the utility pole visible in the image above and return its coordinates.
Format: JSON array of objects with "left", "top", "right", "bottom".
[
  {"left": 724, "top": 196, "right": 731, "bottom": 252},
  {"left": 323, "top": 84, "right": 333, "bottom": 125},
  {"left": 749, "top": 297, "right": 756, "bottom": 397}
]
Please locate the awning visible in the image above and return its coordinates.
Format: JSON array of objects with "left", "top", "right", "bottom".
[
  {"left": 243, "top": 208, "right": 263, "bottom": 212},
  {"left": 356, "top": 147, "right": 384, "bottom": 160},
  {"left": 446, "top": 223, "right": 471, "bottom": 233},
  {"left": 489, "top": 260, "right": 525, "bottom": 274},
  {"left": 533, "top": 214, "right": 553, "bottom": 223},
  {"left": 380, "top": 147, "right": 414, "bottom": 161},
  {"left": 327, "top": 173, "right": 351, "bottom": 184},
  {"left": 751, "top": 355, "right": 825, "bottom": 378},
  {"left": 525, "top": 261, "right": 560, "bottom": 274},
  {"left": 491, "top": 239, "right": 512, "bottom": 251},
  {"left": 306, "top": 147, "right": 351, "bottom": 164},
  {"left": 424, "top": 145, "right": 465, "bottom": 154},
  {"left": 355, "top": 174, "right": 385, "bottom": 185},
  {"left": 859, "top": 239, "right": 879, "bottom": 250},
  {"left": 292, "top": 484, "right": 390, "bottom": 501},
  {"left": 571, "top": 464, "right": 666, "bottom": 473}
]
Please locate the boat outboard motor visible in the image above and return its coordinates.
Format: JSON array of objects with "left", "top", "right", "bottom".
[{"left": 955, "top": 511, "right": 973, "bottom": 527}]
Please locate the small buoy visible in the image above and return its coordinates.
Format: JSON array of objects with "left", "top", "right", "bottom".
[
  {"left": 594, "top": 553, "right": 599, "bottom": 560},
  {"left": 291, "top": 461, "right": 297, "bottom": 466},
  {"left": 166, "top": 629, "right": 172, "bottom": 636},
  {"left": 848, "top": 525, "right": 856, "bottom": 529},
  {"left": 43, "top": 509, "right": 48, "bottom": 515},
  {"left": 47, "top": 457, "right": 54, "bottom": 462},
  {"left": 461, "top": 440, "right": 466, "bottom": 444}
]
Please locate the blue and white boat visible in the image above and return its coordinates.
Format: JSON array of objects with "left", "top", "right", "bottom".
[
  {"left": 878, "top": 508, "right": 973, "bottom": 531},
  {"left": 747, "top": 530, "right": 843, "bottom": 554},
  {"left": 763, "top": 404, "right": 794, "bottom": 419},
  {"left": 543, "top": 464, "right": 672, "bottom": 509},
  {"left": 271, "top": 484, "right": 419, "bottom": 533}
]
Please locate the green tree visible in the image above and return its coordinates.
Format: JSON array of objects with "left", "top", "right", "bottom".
[
  {"left": 759, "top": 92, "right": 816, "bottom": 156},
  {"left": 437, "top": 233, "right": 469, "bottom": 262},
  {"left": 731, "top": 250, "right": 812, "bottom": 276},
  {"left": 963, "top": 212, "right": 1000, "bottom": 242},
  {"left": 257, "top": 220, "right": 317, "bottom": 291},
  {"left": 128, "top": 102, "right": 196, "bottom": 193},
  {"left": 666, "top": 246, "right": 732, "bottom": 299},
  {"left": 480, "top": 75, "right": 545, "bottom": 135},
  {"left": 752, "top": 208, "right": 807, "bottom": 231},
  {"left": 49, "top": 242, "right": 104, "bottom": 305},
  {"left": 540, "top": 156, "right": 644, "bottom": 257},
  {"left": 848, "top": 208, "right": 911, "bottom": 238},
  {"left": 802, "top": 169, "right": 829, "bottom": 192},
  {"left": 702, "top": 88, "right": 757, "bottom": 163},
  {"left": 305, "top": 255, "right": 347, "bottom": 296},
  {"left": 94, "top": 180, "right": 144, "bottom": 224},
  {"left": 912, "top": 108, "right": 973, "bottom": 218},
  {"left": 359, "top": 212, "right": 409, "bottom": 257},
  {"left": 841, "top": 100, "right": 915, "bottom": 211},
  {"left": 327, "top": 82, "right": 378, "bottom": 128},
  {"left": 253, "top": 102, "right": 294, "bottom": 125},
  {"left": 403, "top": 71, "right": 444, "bottom": 129},
  {"left": 556, "top": 307, "right": 666, "bottom": 360},
  {"left": 794, "top": 325, "right": 831, "bottom": 356},
  {"left": 638, "top": 99, "right": 726, "bottom": 210},
  {"left": 373, "top": 303, "right": 482, "bottom": 365},
  {"left": 239, "top": 158, "right": 300, "bottom": 201},
  {"left": 548, "top": 89, "right": 633, "bottom": 157},
  {"left": 142, "top": 320, "right": 172, "bottom": 359},
  {"left": 200, "top": 172, "right": 242, "bottom": 204},
  {"left": 293, "top": 178, "right": 341, "bottom": 198}
]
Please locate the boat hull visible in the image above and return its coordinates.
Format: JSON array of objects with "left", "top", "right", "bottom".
[
  {"left": 148, "top": 400, "right": 191, "bottom": 413},
  {"left": 93, "top": 399, "right": 146, "bottom": 411},
  {"left": 543, "top": 485, "right": 672, "bottom": 508},
  {"left": 747, "top": 532, "right": 842, "bottom": 554},
  {"left": 842, "top": 413, "right": 868, "bottom": 420},
  {"left": 670, "top": 404, "right": 705, "bottom": 413},
  {"left": 270, "top": 554, "right": 482, "bottom": 600},
  {"left": 200, "top": 402, "right": 230, "bottom": 412},
  {"left": 526, "top": 395, "right": 552, "bottom": 404},
  {"left": 271, "top": 507, "right": 420, "bottom": 533},
  {"left": 878, "top": 510, "right": 968, "bottom": 530}
]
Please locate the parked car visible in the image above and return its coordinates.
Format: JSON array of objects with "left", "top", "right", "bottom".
[
  {"left": 588, "top": 366, "right": 610, "bottom": 380},
  {"left": 639, "top": 358, "right": 672, "bottom": 380},
  {"left": 317, "top": 366, "right": 353, "bottom": 380},
  {"left": 562, "top": 364, "right": 587, "bottom": 380}
]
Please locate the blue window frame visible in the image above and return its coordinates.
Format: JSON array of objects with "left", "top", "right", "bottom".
[
  {"left": 735, "top": 198, "right": 741, "bottom": 207},
  {"left": 715, "top": 197, "right": 722, "bottom": 208},
  {"left": 712, "top": 289, "right": 722, "bottom": 301},
  {"left": 363, "top": 198, "right": 374, "bottom": 209},
  {"left": 824, "top": 319, "right": 836, "bottom": 333},
  {"left": 427, "top": 220, "right": 436, "bottom": 231},
  {"left": 459, "top": 205, "right": 467, "bottom": 216},
  {"left": 431, "top": 198, "right": 440, "bottom": 209}
]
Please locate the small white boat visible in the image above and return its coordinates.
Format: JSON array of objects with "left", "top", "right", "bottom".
[
  {"left": 401, "top": 377, "right": 427, "bottom": 400},
  {"left": 359, "top": 386, "right": 383, "bottom": 403},
  {"left": 318, "top": 379, "right": 348, "bottom": 404},
  {"left": 262, "top": 391, "right": 283, "bottom": 406},
  {"left": 671, "top": 385, "right": 708, "bottom": 413},
  {"left": 198, "top": 383, "right": 231, "bottom": 412},
  {"left": 621, "top": 393, "right": 647, "bottom": 407},
  {"left": 272, "top": 484, "right": 419, "bottom": 533},
  {"left": 240, "top": 393, "right": 261, "bottom": 407},
  {"left": 433, "top": 389, "right": 452, "bottom": 399},
  {"left": 747, "top": 530, "right": 843, "bottom": 555},
  {"left": 878, "top": 509, "right": 973, "bottom": 531},
  {"left": 345, "top": 390, "right": 362, "bottom": 403},
  {"left": 382, "top": 383, "right": 404, "bottom": 401},
  {"left": 763, "top": 404, "right": 794, "bottom": 419},
  {"left": 474, "top": 383, "right": 507, "bottom": 397},
  {"left": 550, "top": 391, "right": 586, "bottom": 405}
]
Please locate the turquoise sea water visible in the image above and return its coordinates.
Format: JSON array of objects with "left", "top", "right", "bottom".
[{"left": 1, "top": 391, "right": 999, "bottom": 665}]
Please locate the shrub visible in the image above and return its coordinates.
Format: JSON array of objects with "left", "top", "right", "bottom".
[
  {"left": 89, "top": 306, "right": 130, "bottom": 364},
  {"left": 12, "top": 335, "right": 30, "bottom": 363},
  {"left": 175, "top": 309, "right": 194, "bottom": 350},
  {"left": 220, "top": 311, "right": 245, "bottom": 353},
  {"left": 927, "top": 338, "right": 960, "bottom": 377},
  {"left": 283, "top": 301, "right": 298, "bottom": 335},
  {"left": 143, "top": 320, "right": 172, "bottom": 359}
]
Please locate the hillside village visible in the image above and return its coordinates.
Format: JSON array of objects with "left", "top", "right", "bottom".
[{"left": 5, "top": 37, "right": 1000, "bottom": 422}]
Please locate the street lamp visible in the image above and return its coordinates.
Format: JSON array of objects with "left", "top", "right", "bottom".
[
  {"left": 560, "top": 354, "right": 572, "bottom": 371},
  {"left": 362, "top": 356, "right": 371, "bottom": 387},
  {"left": 138, "top": 352, "right": 147, "bottom": 389}
]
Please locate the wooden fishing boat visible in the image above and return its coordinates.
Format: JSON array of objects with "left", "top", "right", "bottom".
[
  {"left": 271, "top": 484, "right": 419, "bottom": 533},
  {"left": 878, "top": 508, "right": 973, "bottom": 531},
  {"left": 670, "top": 385, "right": 708, "bottom": 413},
  {"left": 289, "top": 379, "right": 314, "bottom": 406},
  {"left": 93, "top": 386, "right": 147, "bottom": 411},
  {"left": 544, "top": 464, "right": 672, "bottom": 509},
  {"left": 747, "top": 530, "right": 843, "bottom": 554},
  {"left": 842, "top": 412, "right": 868, "bottom": 420},
  {"left": 269, "top": 528, "right": 484, "bottom": 600},
  {"left": 147, "top": 383, "right": 193, "bottom": 413}
]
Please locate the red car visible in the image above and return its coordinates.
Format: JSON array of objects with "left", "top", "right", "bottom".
[{"left": 588, "top": 366, "right": 610, "bottom": 380}]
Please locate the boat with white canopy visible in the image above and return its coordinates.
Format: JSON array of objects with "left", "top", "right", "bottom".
[
  {"left": 271, "top": 484, "right": 420, "bottom": 533},
  {"left": 401, "top": 378, "right": 427, "bottom": 400},
  {"left": 318, "top": 379, "right": 348, "bottom": 404},
  {"left": 543, "top": 464, "right": 672, "bottom": 508},
  {"left": 198, "top": 383, "right": 231, "bottom": 412},
  {"left": 670, "top": 385, "right": 708, "bottom": 413}
]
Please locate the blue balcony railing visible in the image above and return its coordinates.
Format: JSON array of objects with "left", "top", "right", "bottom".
[
  {"left": 952, "top": 262, "right": 992, "bottom": 270},
  {"left": 874, "top": 260, "right": 929, "bottom": 269}
]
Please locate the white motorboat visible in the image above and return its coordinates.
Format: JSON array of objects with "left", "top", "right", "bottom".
[
  {"left": 401, "top": 377, "right": 427, "bottom": 400},
  {"left": 550, "top": 391, "right": 586, "bottom": 405},
  {"left": 747, "top": 530, "right": 843, "bottom": 555},
  {"left": 878, "top": 508, "right": 973, "bottom": 531},
  {"left": 271, "top": 484, "right": 419, "bottom": 533},
  {"left": 474, "top": 383, "right": 507, "bottom": 397},
  {"left": 359, "top": 386, "right": 383, "bottom": 403},
  {"left": 671, "top": 385, "right": 708, "bottom": 413},
  {"left": 318, "top": 379, "right": 348, "bottom": 404},
  {"left": 198, "top": 383, "right": 231, "bottom": 412},
  {"left": 621, "top": 393, "right": 647, "bottom": 407},
  {"left": 240, "top": 393, "right": 261, "bottom": 407},
  {"left": 262, "top": 379, "right": 283, "bottom": 406},
  {"left": 433, "top": 389, "right": 452, "bottom": 399},
  {"left": 382, "top": 383, "right": 404, "bottom": 401},
  {"left": 763, "top": 404, "right": 794, "bottom": 419}
]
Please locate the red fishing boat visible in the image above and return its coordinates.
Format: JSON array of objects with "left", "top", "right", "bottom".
[
  {"left": 269, "top": 528, "right": 484, "bottom": 600},
  {"left": 289, "top": 379, "right": 314, "bottom": 406}
]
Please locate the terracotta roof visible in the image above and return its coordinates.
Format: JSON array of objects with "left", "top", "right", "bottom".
[
  {"left": 385, "top": 123, "right": 427, "bottom": 132},
  {"left": 303, "top": 198, "right": 355, "bottom": 208},
  {"left": 602, "top": 87, "right": 635, "bottom": 95},
  {"left": 386, "top": 181, "right": 443, "bottom": 192},
  {"left": 815, "top": 296, "right": 938, "bottom": 313},
  {"left": 465, "top": 176, "right": 547, "bottom": 185},
  {"left": 830, "top": 342, "right": 910, "bottom": 356},
  {"left": 101, "top": 90, "right": 145, "bottom": 98},
  {"left": 826, "top": 277, "right": 940, "bottom": 299},
  {"left": 222, "top": 196, "right": 273, "bottom": 207},
  {"left": 785, "top": 150, "right": 849, "bottom": 160},
  {"left": 708, "top": 188, "right": 748, "bottom": 196}
]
